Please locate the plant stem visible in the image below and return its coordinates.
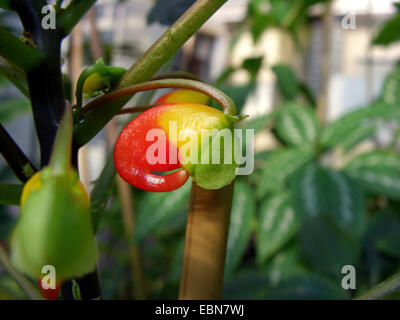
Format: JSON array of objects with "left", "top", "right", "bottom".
[
  {"left": 355, "top": 272, "right": 400, "bottom": 300},
  {"left": 74, "top": 0, "right": 229, "bottom": 146},
  {"left": 0, "top": 245, "right": 43, "bottom": 300},
  {"left": 117, "top": 106, "right": 152, "bottom": 115},
  {"left": 88, "top": 6, "right": 146, "bottom": 299},
  {"left": 0, "top": 124, "right": 37, "bottom": 182},
  {"left": 179, "top": 181, "right": 234, "bottom": 299},
  {"left": 12, "top": 0, "right": 65, "bottom": 166},
  {"left": 81, "top": 78, "right": 237, "bottom": 116},
  {"left": 58, "top": 0, "right": 97, "bottom": 37}
]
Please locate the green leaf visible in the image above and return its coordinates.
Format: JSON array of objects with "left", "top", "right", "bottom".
[
  {"left": 276, "top": 102, "right": 319, "bottom": 146},
  {"left": 257, "top": 147, "right": 314, "bottom": 198},
  {"left": 320, "top": 102, "right": 398, "bottom": 150},
  {"left": 292, "top": 163, "right": 366, "bottom": 236},
  {"left": 0, "top": 59, "right": 29, "bottom": 98},
  {"left": 72, "top": 280, "right": 82, "bottom": 300},
  {"left": 0, "top": 183, "right": 22, "bottom": 205},
  {"left": 264, "top": 244, "right": 307, "bottom": 285},
  {"left": 134, "top": 180, "right": 191, "bottom": 242},
  {"left": 242, "top": 56, "right": 263, "bottom": 80},
  {"left": 377, "top": 234, "right": 400, "bottom": 258},
  {"left": 381, "top": 67, "right": 400, "bottom": 105},
  {"left": 344, "top": 151, "right": 400, "bottom": 200},
  {"left": 362, "top": 210, "right": 400, "bottom": 284},
  {"left": 222, "top": 271, "right": 270, "bottom": 299},
  {"left": 271, "top": 64, "right": 300, "bottom": 101},
  {"left": 256, "top": 191, "right": 298, "bottom": 265},
  {"left": 0, "top": 98, "right": 30, "bottom": 123},
  {"left": 299, "top": 216, "right": 360, "bottom": 281},
  {"left": 264, "top": 274, "right": 348, "bottom": 300},
  {"left": 224, "top": 181, "right": 256, "bottom": 277},
  {"left": 0, "top": 0, "right": 11, "bottom": 10},
  {"left": 240, "top": 112, "right": 276, "bottom": 133},
  {"left": 0, "top": 28, "right": 43, "bottom": 72},
  {"left": 90, "top": 153, "right": 116, "bottom": 232},
  {"left": 373, "top": 14, "right": 400, "bottom": 46}
]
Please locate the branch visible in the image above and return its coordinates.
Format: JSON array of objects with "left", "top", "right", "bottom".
[
  {"left": 355, "top": 272, "right": 400, "bottom": 300},
  {"left": 12, "top": 0, "right": 66, "bottom": 166},
  {"left": 58, "top": 0, "right": 97, "bottom": 37},
  {"left": 74, "top": 0, "right": 229, "bottom": 146},
  {"left": 80, "top": 78, "right": 237, "bottom": 116},
  {"left": 0, "top": 124, "right": 37, "bottom": 183}
]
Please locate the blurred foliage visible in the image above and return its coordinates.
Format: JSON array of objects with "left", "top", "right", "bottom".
[{"left": 373, "top": 3, "right": 400, "bottom": 46}]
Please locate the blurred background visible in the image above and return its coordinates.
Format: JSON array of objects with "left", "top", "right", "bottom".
[{"left": 2, "top": 0, "right": 400, "bottom": 299}]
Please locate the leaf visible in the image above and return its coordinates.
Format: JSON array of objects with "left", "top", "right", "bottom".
[
  {"left": 224, "top": 181, "right": 256, "bottom": 277},
  {"left": 299, "top": 81, "right": 317, "bottom": 107},
  {"left": 222, "top": 271, "right": 270, "bottom": 300},
  {"left": 240, "top": 112, "right": 276, "bottom": 133},
  {"left": 381, "top": 67, "right": 400, "bottom": 105},
  {"left": 271, "top": 64, "right": 300, "bottom": 100},
  {"left": 257, "top": 147, "right": 314, "bottom": 198},
  {"left": 90, "top": 153, "right": 116, "bottom": 232},
  {"left": 276, "top": 102, "right": 319, "bottom": 146},
  {"left": 344, "top": 151, "right": 400, "bottom": 200},
  {"left": 147, "top": 0, "right": 196, "bottom": 26},
  {"left": 373, "top": 14, "right": 400, "bottom": 46},
  {"left": 242, "top": 56, "right": 263, "bottom": 80},
  {"left": 0, "top": 98, "right": 30, "bottom": 123},
  {"left": 264, "top": 274, "right": 348, "bottom": 300},
  {"left": 377, "top": 234, "right": 400, "bottom": 258},
  {"left": 362, "top": 210, "right": 400, "bottom": 284},
  {"left": 299, "top": 216, "right": 360, "bottom": 281},
  {"left": 264, "top": 244, "right": 307, "bottom": 285},
  {"left": 0, "top": 59, "right": 29, "bottom": 98},
  {"left": 134, "top": 180, "right": 191, "bottom": 242},
  {"left": 320, "top": 101, "right": 399, "bottom": 150},
  {"left": 292, "top": 163, "right": 366, "bottom": 236},
  {"left": 0, "top": 0, "right": 11, "bottom": 10},
  {"left": 256, "top": 191, "right": 298, "bottom": 265},
  {"left": 72, "top": 280, "right": 82, "bottom": 300}
]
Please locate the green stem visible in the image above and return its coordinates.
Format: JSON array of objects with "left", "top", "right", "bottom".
[
  {"left": 58, "top": 0, "right": 97, "bottom": 37},
  {"left": 81, "top": 78, "right": 237, "bottom": 116},
  {"left": 0, "top": 184, "right": 23, "bottom": 205},
  {"left": 355, "top": 272, "right": 400, "bottom": 300},
  {"left": 0, "top": 245, "right": 43, "bottom": 300},
  {"left": 74, "top": 0, "right": 229, "bottom": 146},
  {"left": 0, "top": 124, "right": 37, "bottom": 183}
]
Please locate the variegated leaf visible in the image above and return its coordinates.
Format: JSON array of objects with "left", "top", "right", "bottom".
[
  {"left": 276, "top": 102, "right": 319, "bottom": 146},
  {"left": 292, "top": 163, "right": 365, "bottom": 236},
  {"left": 256, "top": 191, "right": 298, "bottom": 265},
  {"left": 257, "top": 147, "right": 314, "bottom": 198},
  {"left": 344, "top": 151, "right": 400, "bottom": 200},
  {"left": 225, "top": 181, "right": 256, "bottom": 277}
]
